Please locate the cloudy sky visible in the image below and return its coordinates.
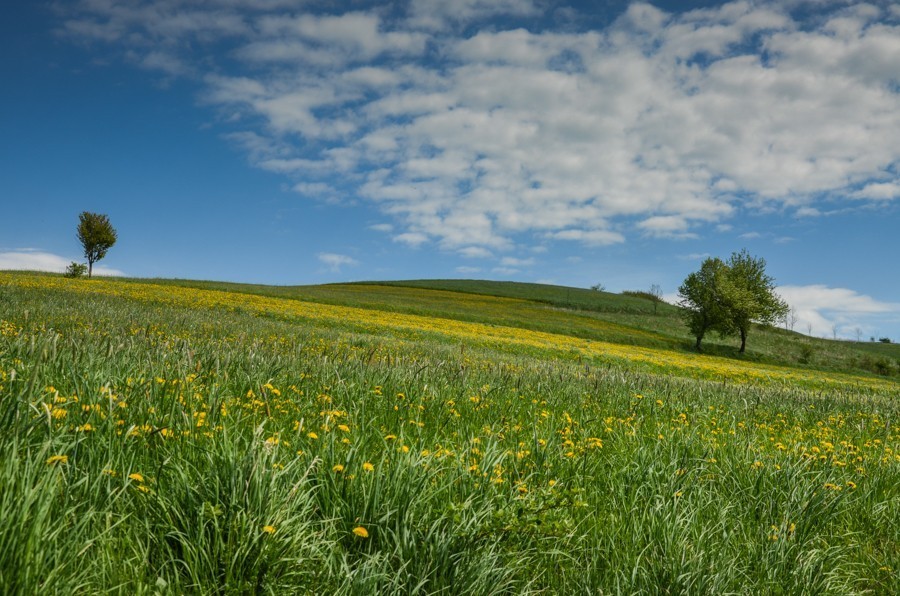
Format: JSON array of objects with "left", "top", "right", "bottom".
[{"left": 2, "top": 0, "right": 899, "bottom": 340}]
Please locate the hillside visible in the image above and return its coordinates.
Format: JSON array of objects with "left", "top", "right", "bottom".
[
  {"left": 1, "top": 271, "right": 899, "bottom": 593},
  {"left": 127, "top": 275, "right": 899, "bottom": 380}
]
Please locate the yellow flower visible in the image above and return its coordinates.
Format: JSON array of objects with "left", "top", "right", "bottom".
[
  {"left": 332, "top": 464, "right": 345, "bottom": 473},
  {"left": 262, "top": 525, "right": 276, "bottom": 535},
  {"left": 338, "top": 424, "right": 350, "bottom": 433},
  {"left": 77, "top": 423, "right": 94, "bottom": 432},
  {"left": 362, "top": 462, "right": 374, "bottom": 472},
  {"left": 128, "top": 473, "right": 145, "bottom": 483},
  {"left": 46, "top": 454, "right": 68, "bottom": 465},
  {"left": 352, "top": 526, "right": 369, "bottom": 538},
  {"left": 307, "top": 432, "right": 318, "bottom": 440}
]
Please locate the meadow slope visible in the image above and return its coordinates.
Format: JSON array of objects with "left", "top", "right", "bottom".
[{"left": 1, "top": 272, "right": 898, "bottom": 594}]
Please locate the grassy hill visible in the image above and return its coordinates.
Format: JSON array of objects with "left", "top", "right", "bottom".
[
  {"left": 127, "top": 275, "right": 899, "bottom": 380},
  {"left": 1, "top": 271, "right": 898, "bottom": 593}
]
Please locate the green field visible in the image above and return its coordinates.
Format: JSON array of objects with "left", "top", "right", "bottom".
[{"left": 1, "top": 271, "right": 898, "bottom": 594}]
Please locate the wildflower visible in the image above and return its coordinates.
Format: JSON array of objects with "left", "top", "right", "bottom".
[
  {"left": 338, "top": 424, "right": 350, "bottom": 433},
  {"left": 307, "top": 432, "right": 318, "bottom": 440},
  {"left": 102, "top": 468, "right": 117, "bottom": 477},
  {"left": 362, "top": 462, "right": 374, "bottom": 472},
  {"left": 46, "top": 454, "right": 68, "bottom": 465},
  {"left": 128, "top": 473, "right": 145, "bottom": 483},
  {"left": 352, "top": 526, "right": 369, "bottom": 538},
  {"left": 846, "top": 481, "right": 857, "bottom": 489},
  {"left": 332, "top": 464, "right": 345, "bottom": 473},
  {"left": 77, "top": 423, "right": 94, "bottom": 432},
  {"left": 262, "top": 525, "right": 276, "bottom": 535}
]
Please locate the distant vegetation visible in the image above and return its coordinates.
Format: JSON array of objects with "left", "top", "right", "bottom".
[{"left": 1, "top": 272, "right": 897, "bottom": 593}]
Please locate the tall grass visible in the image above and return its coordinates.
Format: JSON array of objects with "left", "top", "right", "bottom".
[{"left": 0, "top": 277, "right": 898, "bottom": 593}]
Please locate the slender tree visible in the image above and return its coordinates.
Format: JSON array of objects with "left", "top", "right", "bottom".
[
  {"left": 649, "top": 284, "right": 663, "bottom": 315},
  {"left": 677, "top": 257, "right": 730, "bottom": 351},
  {"left": 76, "top": 212, "right": 117, "bottom": 278},
  {"left": 720, "top": 249, "right": 789, "bottom": 353}
]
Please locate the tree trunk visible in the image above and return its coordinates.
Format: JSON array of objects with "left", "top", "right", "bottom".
[
  {"left": 695, "top": 335, "right": 703, "bottom": 351},
  {"left": 739, "top": 328, "right": 747, "bottom": 353},
  {"left": 88, "top": 260, "right": 93, "bottom": 278}
]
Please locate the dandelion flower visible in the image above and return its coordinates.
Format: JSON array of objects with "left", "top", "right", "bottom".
[
  {"left": 46, "top": 454, "right": 68, "bottom": 465},
  {"left": 332, "top": 464, "right": 345, "bottom": 473},
  {"left": 262, "top": 525, "right": 276, "bottom": 535},
  {"left": 128, "top": 473, "right": 145, "bottom": 483},
  {"left": 352, "top": 526, "right": 369, "bottom": 538},
  {"left": 338, "top": 424, "right": 350, "bottom": 433},
  {"left": 362, "top": 462, "right": 374, "bottom": 472},
  {"left": 307, "top": 432, "right": 318, "bottom": 440}
]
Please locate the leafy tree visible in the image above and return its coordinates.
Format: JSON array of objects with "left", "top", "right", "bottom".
[
  {"left": 721, "top": 249, "right": 788, "bottom": 353},
  {"left": 76, "top": 212, "right": 117, "bottom": 278},
  {"left": 677, "top": 257, "right": 730, "bottom": 351}
]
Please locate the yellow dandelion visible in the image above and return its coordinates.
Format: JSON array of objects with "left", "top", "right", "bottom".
[
  {"left": 128, "top": 473, "right": 145, "bottom": 483},
  {"left": 352, "top": 526, "right": 369, "bottom": 538},
  {"left": 338, "top": 424, "right": 350, "bottom": 433},
  {"left": 362, "top": 462, "right": 374, "bottom": 472},
  {"left": 307, "top": 432, "right": 318, "bottom": 440},
  {"left": 332, "top": 464, "right": 345, "bottom": 473},
  {"left": 46, "top": 454, "right": 68, "bottom": 465},
  {"left": 262, "top": 525, "right": 276, "bottom": 535}
]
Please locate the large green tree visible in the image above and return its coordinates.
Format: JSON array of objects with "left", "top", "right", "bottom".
[
  {"left": 76, "top": 212, "right": 117, "bottom": 278},
  {"left": 721, "top": 249, "right": 789, "bottom": 353},
  {"left": 677, "top": 257, "right": 730, "bottom": 351},
  {"left": 678, "top": 250, "right": 788, "bottom": 353}
]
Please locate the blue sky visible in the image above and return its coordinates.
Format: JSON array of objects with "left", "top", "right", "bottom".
[{"left": 2, "top": 0, "right": 900, "bottom": 341}]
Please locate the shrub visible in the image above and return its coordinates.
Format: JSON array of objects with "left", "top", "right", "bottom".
[{"left": 64, "top": 262, "right": 87, "bottom": 278}]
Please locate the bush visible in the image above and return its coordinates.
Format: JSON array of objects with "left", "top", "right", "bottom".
[
  {"left": 64, "top": 262, "right": 87, "bottom": 278},
  {"left": 879, "top": 337, "right": 892, "bottom": 344}
]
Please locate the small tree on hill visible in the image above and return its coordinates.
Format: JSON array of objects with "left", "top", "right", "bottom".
[
  {"left": 77, "top": 211, "right": 117, "bottom": 278},
  {"left": 677, "top": 257, "right": 730, "bottom": 351},
  {"left": 720, "top": 249, "right": 788, "bottom": 353},
  {"left": 649, "top": 283, "right": 663, "bottom": 315}
]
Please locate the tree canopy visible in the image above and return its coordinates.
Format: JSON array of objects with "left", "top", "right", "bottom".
[
  {"left": 76, "top": 212, "right": 117, "bottom": 278},
  {"left": 678, "top": 250, "right": 788, "bottom": 353}
]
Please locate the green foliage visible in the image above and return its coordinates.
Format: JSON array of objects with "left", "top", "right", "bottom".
[
  {"left": 63, "top": 261, "right": 87, "bottom": 278},
  {"left": 679, "top": 251, "right": 788, "bottom": 353},
  {"left": 721, "top": 250, "right": 789, "bottom": 353},
  {"left": 677, "top": 257, "right": 730, "bottom": 351},
  {"left": 76, "top": 211, "right": 117, "bottom": 278}
]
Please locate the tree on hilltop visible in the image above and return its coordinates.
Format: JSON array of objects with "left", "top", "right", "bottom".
[
  {"left": 678, "top": 250, "right": 787, "bottom": 353},
  {"left": 721, "top": 250, "right": 788, "bottom": 353},
  {"left": 678, "top": 257, "right": 730, "bottom": 351},
  {"left": 77, "top": 211, "right": 117, "bottom": 278}
]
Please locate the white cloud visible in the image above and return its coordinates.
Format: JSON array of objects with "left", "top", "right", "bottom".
[
  {"left": 0, "top": 250, "right": 124, "bottom": 276},
  {"left": 778, "top": 284, "right": 900, "bottom": 338},
  {"left": 455, "top": 266, "right": 481, "bottom": 274},
  {"left": 317, "top": 252, "right": 358, "bottom": 271},
  {"left": 500, "top": 256, "right": 534, "bottom": 267},
  {"left": 852, "top": 182, "right": 900, "bottom": 201},
  {"left": 60, "top": 1, "right": 900, "bottom": 253},
  {"left": 492, "top": 267, "right": 519, "bottom": 275},
  {"left": 369, "top": 223, "right": 393, "bottom": 233}
]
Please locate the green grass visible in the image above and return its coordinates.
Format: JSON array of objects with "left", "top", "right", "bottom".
[{"left": 1, "top": 272, "right": 899, "bottom": 593}]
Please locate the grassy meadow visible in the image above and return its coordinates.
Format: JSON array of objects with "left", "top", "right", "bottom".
[{"left": 1, "top": 271, "right": 899, "bottom": 594}]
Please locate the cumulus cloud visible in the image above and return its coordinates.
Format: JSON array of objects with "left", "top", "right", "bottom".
[
  {"left": 0, "top": 250, "right": 124, "bottom": 276},
  {"left": 59, "top": 0, "right": 900, "bottom": 252},
  {"left": 317, "top": 252, "right": 358, "bottom": 271},
  {"left": 778, "top": 285, "right": 900, "bottom": 338}
]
